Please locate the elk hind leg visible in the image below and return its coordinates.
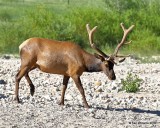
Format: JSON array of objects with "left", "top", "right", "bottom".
[
  {"left": 24, "top": 66, "right": 37, "bottom": 96},
  {"left": 25, "top": 72, "right": 35, "bottom": 96},
  {"left": 15, "top": 66, "right": 29, "bottom": 103}
]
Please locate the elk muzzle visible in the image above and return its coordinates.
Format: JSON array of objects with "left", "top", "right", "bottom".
[
  {"left": 108, "top": 69, "right": 116, "bottom": 80},
  {"left": 102, "top": 64, "right": 116, "bottom": 80}
]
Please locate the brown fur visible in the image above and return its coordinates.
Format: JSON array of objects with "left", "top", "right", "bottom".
[{"left": 15, "top": 37, "right": 116, "bottom": 108}]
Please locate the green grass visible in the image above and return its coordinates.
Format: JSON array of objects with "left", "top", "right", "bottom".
[{"left": 0, "top": 0, "right": 160, "bottom": 58}]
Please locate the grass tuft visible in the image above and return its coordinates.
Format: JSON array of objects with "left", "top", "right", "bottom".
[{"left": 121, "top": 72, "right": 143, "bottom": 93}]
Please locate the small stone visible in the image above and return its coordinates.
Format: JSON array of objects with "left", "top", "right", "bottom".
[
  {"left": 0, "top": 80, "right": 7, "bottom": 84},
  {"left": 153, "top": 99, "right": 157, "bottom": 102},
  {"left": 1, "top": 99, "right": 6, "bottom": 107},
  {"left": 112, "top": 86, "right": 116, "bottom": 90},
  {"left": 131, "top": 106, "right": 137, "bottom": 110},
  {"left": 106, "top": 99, "right": 111, "bottom": 103},
  {"left": 56, "top": 87, "right": 61, "bottom": 91},
  {"left": 6, "top": 90, "right": 14, "bottom": 95},
  {"left": 100, "top": 94, "right": 109, "bottom": 100},
  {"left": 2, "top": 55, "right": 11, "bottom": 59},
  {"left": 94, "top": 81, "right": 102, "bottom": 86},
  {"left": 43, "top": 95, "right": 51, "bottom": 101},
  {"left": 116, "top": 101, "right": 121, "bottom": 105},
  {"left": 95, "top": 88, "right": 103, "bottom": 92},
  {"left": 66, "top": 95, "right": 73, "bottom": 101},
  {"left": 140, "top": 97, "right": 144, "bottom": 100},
  {"left": 51, "top": 88, "right": 57, "bottom": 95},
  {"left": 29, "top": 97, "right": 35, "bottom": 103},
  {"left": 128, "top": 96, "right": 132, "bottom": 99}
]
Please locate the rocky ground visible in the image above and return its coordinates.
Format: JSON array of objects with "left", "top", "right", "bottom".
[{"left": 0, "top": 56, "right": 160, "bottom": 128}]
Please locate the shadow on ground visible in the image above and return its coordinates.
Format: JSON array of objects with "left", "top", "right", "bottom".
[
  {"left": 94, "top": 106, "right": 160, "bottom": 116},
  {"left": 0, "top": 94, "right": 8, "bottom": 99}
]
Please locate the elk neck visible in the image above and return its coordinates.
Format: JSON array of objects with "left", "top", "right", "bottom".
[{"left": 82, "top": 51, "right": 102, "bottom": 72}]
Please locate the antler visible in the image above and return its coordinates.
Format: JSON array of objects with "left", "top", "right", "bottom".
[
  {"left": 86, "top": 24, "right": 109, "bottom": 58},
  {"left": 113, "top": 23, "right": 135, "bottom": 58}
]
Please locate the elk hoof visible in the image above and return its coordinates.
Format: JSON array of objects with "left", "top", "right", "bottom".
[
  {"left": 13, "top": 96, "right": 20, "bottom": 103},
  {"left": 57, "top": 101, "right": 64, "bottom": 106},
  {"left": 84, "top": 103, "right": 90, "bottom": 109},
  {"left": 84, "top": 105, "right": 90, "bottom": 109}
]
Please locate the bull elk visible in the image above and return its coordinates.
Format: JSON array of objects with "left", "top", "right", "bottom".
[{"left": 15, "top": 23, "right": 134, "bottom": 108}]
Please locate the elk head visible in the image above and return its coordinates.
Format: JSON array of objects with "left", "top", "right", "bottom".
[{"left": 86, "top": 23, "right": 135, "bottom": 80}]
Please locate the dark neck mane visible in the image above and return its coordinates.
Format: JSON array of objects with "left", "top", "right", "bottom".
[{"left": 83, "top": 51, "right": 102, "bottom": 72}]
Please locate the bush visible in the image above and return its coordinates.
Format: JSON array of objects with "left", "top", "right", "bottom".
[
  {"left": 121, "top": 72, "right": 142, "bottom": 93},
  {"left": 0, "top": 0, "right": 160, "bottom": 56}
]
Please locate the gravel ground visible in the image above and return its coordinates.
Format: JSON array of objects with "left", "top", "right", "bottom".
[{"left": 0, "top": 56, "right": 160, "bottom": 128}]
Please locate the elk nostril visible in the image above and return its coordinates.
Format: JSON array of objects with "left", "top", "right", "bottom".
[{"left": 112, "top": 75, "right": 116, "bottom": 80}]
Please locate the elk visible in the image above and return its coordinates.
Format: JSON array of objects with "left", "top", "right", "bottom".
[{"left": 15, "top": 23, "right": 134, "bottom": 108}]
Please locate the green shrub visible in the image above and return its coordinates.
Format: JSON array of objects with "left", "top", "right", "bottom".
[
  {"left": 121, "top": 72, "right": 142, "bottom": 93},
  {"left": 0, "top": 0, "right": 160, "bottom": 55}
]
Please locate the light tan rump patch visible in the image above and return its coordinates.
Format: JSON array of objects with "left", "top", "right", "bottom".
[{"left": 19, "top": 38, "right": 31, "bottom": 50}]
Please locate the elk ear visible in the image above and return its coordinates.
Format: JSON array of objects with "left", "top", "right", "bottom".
[{"left": 94, "top": 53, "right": 105, "bottom": 61}]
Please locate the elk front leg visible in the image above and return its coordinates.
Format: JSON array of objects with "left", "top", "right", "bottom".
[
  {"left": 72, "top": 75, "right": 89, "bottom": 108},
  {"left": 59, "top": 76, "right": 70, "bottom": 105}
]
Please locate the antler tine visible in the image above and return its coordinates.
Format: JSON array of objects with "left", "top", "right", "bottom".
[
  {"left": 116, "top": 54, "right": 130, "bottom": 57},
  {"left": 86, "top": 24, "right": 109, "bottom": 58},
  {"left": 125, "top": 40, "right": 132, "bottom": 45},
  {"left": 113, "top": 23, "right": 135, "bottom": 57}
]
